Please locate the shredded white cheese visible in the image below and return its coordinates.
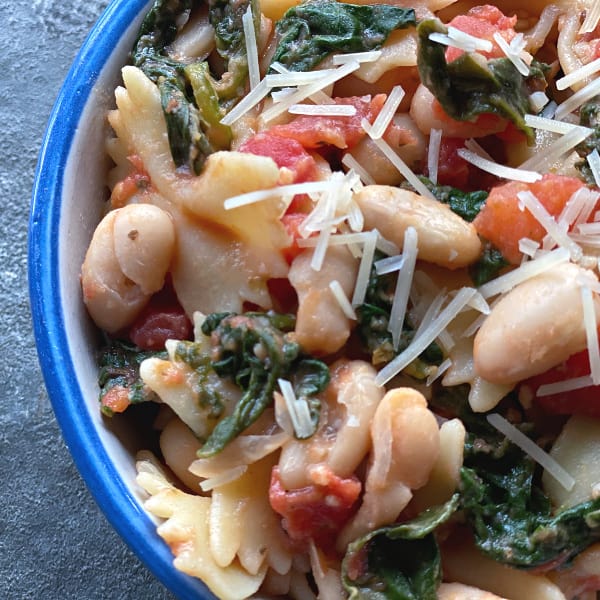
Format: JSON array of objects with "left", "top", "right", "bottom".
[
  {"left": 429, "top": 26, "right": 493, "bottom": 54},
  {"left": 457, "top": 148, "right": 542, "bottom": 183},
  {"left": 487, "top": 413, "right": 575, "bottom": 491},
  {"left": 220, "top": 78, "right": 270, "bottom": 125},
  {"left": 537, "top": 375, "right": 594, "bottom": 396},
  {"left": 581, "top": 285, "right": 600, "bottom": 385},
  {"left": 493, "top": 31, "right": 530, "bottom": 76},
  {"left": 588, "top": 149, "right": 600, "bottom": 188},
  {"left": 242, "top": 5, "right": 260, "bottom": 90},
  {"left": 342, "top": 153, "right": 376, "bottom": 186},
  {"left": 278, "top": 379, "right": 314, "bottom": 439},
  {"left": 529, "top": 91, "right": 549, "bottom": 113},
  {"left": 388, "top": 227, "right": 418, "bottom": 350},
  {"left": 333, "top": 50, "right": 382, "bottom": 64},
  {"left": 288, "top": 104, "right": 357, "bottom": 116},
  {"left": 426, "top": 357, "right": 453, "bottom": 386},
  {"left": 375, "top": 254, "right": 405, "bottom": 275},
  {"left": 554, "top": 77, "right": 600, "bottom": 120},
  {"left": 352, "top": 230, "right": 378, "bottom": 307},
  {"left": 557, "top": 56, "right": 600, "bottom": 91},
  {"left": 368, "top": 85, "right": 405, "bottom": 139},
  {"left": 478, "top": 247, "right": 571, "bottom": 299},
  {"left": 516, "top": 190, "right": 583, "bottom": 261},
  {"left": 427, "top": 129, "right": 443, "bottom": 185},
  {"left": 580, "top": 2, "right": 600, "bottom": 35},
  {"left": 375, "top": 287, "right": 477, "bottom": 386},
  {"left": 524, "top": 114, "right": 593, "bottom": 136},
  {"left": 329, "top": 280, "right": 357, "bottom": 320}
]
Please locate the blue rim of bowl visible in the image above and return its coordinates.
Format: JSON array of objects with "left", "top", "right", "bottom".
[{"left": 28, "top": 2, "right": 214, "bottom": 598}]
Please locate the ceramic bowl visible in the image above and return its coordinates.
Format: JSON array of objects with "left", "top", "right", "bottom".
[{"left": 29, "top": 1, "right": 213, "bottom": 597}]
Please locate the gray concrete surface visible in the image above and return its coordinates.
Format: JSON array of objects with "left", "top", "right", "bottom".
[{"left": 0, "top": 1, "right": 175, "bottom": 598}]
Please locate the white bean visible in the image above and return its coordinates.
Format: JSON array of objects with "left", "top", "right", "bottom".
[
  {"left": 81, "top": 203, "right": 175, "bottom": 332},
  {"left": 354, "top": 185, "right": 481, "bottom": 268},
  {"left": 474, "top": 263, "right": 600, "bottom": 385}
]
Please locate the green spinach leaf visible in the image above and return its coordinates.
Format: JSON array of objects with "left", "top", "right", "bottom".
[
  {"left": 417, "top": 19, "right": 535, "bottom": 143},
  {"left": 97, "top": 340, "right": 166, "bottom": 416},
  {"left": 342, "top": 495, "right": 459, "bottom": 599},
  {"left": 576, "top": 96, "right": 600, "bottom": 184},
  {"left": 469, "top": 242, "right": 508, "bottom": 286},
  {"left": 197, "top": 311, "right": 330, "bottom": 456},
  {"left": 271, "top": 0, "right": 416, "bottom": 72}
]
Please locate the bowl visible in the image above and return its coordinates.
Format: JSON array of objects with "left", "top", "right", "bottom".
[{"left": 29, "top": 1, "right": 213, "bottom": 597}]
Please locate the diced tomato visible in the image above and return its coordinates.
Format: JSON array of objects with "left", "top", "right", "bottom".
[
  {"left": 432, "top": 138, "right": 471, "bottom": 189},
  {"left": 268, "top": 95, "right": 387, "bottom": 150},
  {"left": 269, "top": 465, "right": 361, "bottom": 554},
  {"left": 110, "top": 155, "right": 151, "bottom": 208},
  {"left": 523, "top": 350, "right": 600, "bottom": 417},
  {"left": 128, "top": 280, "right": 192, "bottom": 350},
  {"left": 100, "top": 385, "right": 130, "bottom": 414},
  {"left": 473, "top": 173, "right": 586, "bottom": 264},
  {"left": 445, "top": 5, "right": 518, "bottom": 63},
  {"left": 239, "top": 132, "right": 319, "bottom": 183}
]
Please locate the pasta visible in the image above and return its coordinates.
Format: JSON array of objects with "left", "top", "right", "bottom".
[{"left": 82, "top": 0, "right": 600, "bottom": 597}]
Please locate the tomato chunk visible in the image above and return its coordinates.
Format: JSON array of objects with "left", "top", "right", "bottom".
[
  {"left": 128, "top": 280, "right": 192, "bottom": 350},
  {"left": 445, "top": 5, "right": 518, "bottom": 63},
  {"left": 268, "top": 95, "right": 387, "bottom": 149},
  {"left": 473, "top": 173, "right": 586, "bottom": 264},
  {"left": 269, "top": 465, "right": 361, "bottom": 554},
  {"left": 239, "top": 132, "right": 319, "bottom": 183},
  {"left": 523, "top": 350, "right": 600, "bottom": 417}
]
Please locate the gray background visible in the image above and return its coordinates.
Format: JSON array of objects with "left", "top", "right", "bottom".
[{"left": 1, "top": 1, "right": 174, "bottom": 598}]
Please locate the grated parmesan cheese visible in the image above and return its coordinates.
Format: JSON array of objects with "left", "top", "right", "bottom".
[
  {"left": 278, "top": 379, "right": 314, "bottom": 439},
  {"left": 487, "top": 413, "right": 575, "bottom": 491},
  {"left": 554, "top": 77, "right": 600, "bottom": 120},
  {"left": 426, "top": 357, "right": 453, "bottom": 386},
  {"left": 352, "top": 230, "right": 378, "bottom": 307},
  {"left": 581, "top": 285, "right": 600, "bottom": 385},
  {"left": 332, "top": 50, "right": 382, "bottom": 65},
  {"left": 427, "top": 129, "right": 443, "bottom": 185},
  {"left": 529, "top": 91, "right": 549, "bottom": 113},
  {"left": 556, "top": 56, "right": 600, "bottom": 91},
  {"left": 478, "top": 247, "right": 570, "bottom": 299},
  {"left": 524, "top": 114, "right": 593, "bottom": 136},
  {"left": 516, "top": 190, "right": 583, "bottom": 261},
  {"left": 342, "top": 153, "right": 376, "bottom": 186},
  {"left": 457, "top": 148, "right": 542, "bottom": 183},
  {"left": 388, "top": 227, "right": 418, "bottom": 350},
  {"left": 220, "top": 78, "right": 270, "bottom": 125},
  {"left": 375, "top": 287, "right": 477, "bottom": 386},
  {"left": 579, "top": 2, "right": 600, "bottom": 35},
  {"left": 537, "top": 375, "right": 594, "bottom": 396},
  {"left": 288, "top": 103, "right": 357, "bottom": 116},
  {"left": 375, "top": 254, "right": 405, "bottom": 275},
  {"left": 242, "top": 5, "right": 260, "bottom": 90},
  {"left": 429, "top": 26, "right": 493, "bottom": 54},
  {"left": 493, "top": 31, "right": 530, "bottom": 76},
  {"left": 588, "top": 149, "right": 600, "bottom": 188},
  {"left": 367, "top": 85, "right": 405, "bottom": 139},
  {"left": 329, "top": 280, "right": 357, "bottom": 320}
]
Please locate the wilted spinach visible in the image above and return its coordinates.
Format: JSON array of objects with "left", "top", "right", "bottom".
[
  {"left": 197, "top": 311, "right": 330, "bottom": 457},
  {"left": 417, "top": 19, "right": 536, "bottom": 143},
  {"left": 356, "top": 253, "right": 443, "bottom": 371},
  {"left": 469, "top": 242, "right": 509, "bottom": 286},
  {"left": 131, "top": 0, "right": 240, "bottom": 173},
  {"left": 271, "top": 0, "right": 416, "bottom": 72},
  {"left": 575, "top": 96, "right": 600, "bottom": 184},
  {"left": 342, "top": 495, "right": 460, "bottom": 599},
  {"left": 97, "top": 340, "right": 166, "bottom": 416}
]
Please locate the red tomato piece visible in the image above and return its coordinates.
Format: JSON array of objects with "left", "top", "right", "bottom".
[
  {"left": 269, "top": 465, "right": 361, "bottom": 554},
  {"left": 239, "top": 132, "right": 319, "bottom": 183},
  {"left": 523, "top": 350, "right": 600, "bottom": 417},
  {"left": 110, "top": 155, "right": 151, "bottom": 208},
  {"left": 268, "top": 95, "right": 387, "bottom": 150},
  {"left": 128, "top": 280, "right": 192, "bottom": 350},
  {"left": 473, "top": 173, "right": 586, "bottom": 264},
  {"left": 445, "top": 5, "right": 518, "bottom": 63}
]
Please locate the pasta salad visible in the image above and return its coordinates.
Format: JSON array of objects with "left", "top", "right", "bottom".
[{"left": 81, "top": 0, "right": 600, "bottom": 597}]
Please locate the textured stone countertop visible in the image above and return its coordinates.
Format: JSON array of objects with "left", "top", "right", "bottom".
[{"left": 0, "top": 1, "right": 174, "bottom": 598}]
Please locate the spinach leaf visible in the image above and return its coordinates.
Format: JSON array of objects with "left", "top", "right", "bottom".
[
  {"left": 417, "top": 19, "right": 535, "bottom": 143},
  {"left": 209, "top": 0, "right": 259, "bottom": 100},
  {"left": 271, "top": 0, "right": 416, "bottom": 72},
  {"left": 356, "top": 253, "right": 443, "bottom": 370},
  {"left": 342, "top": 495, "right": 460, "bottom": 599},
  {"left": 197, "top": 311, "right": 330, "bottom": 456},
  {"left": 468, "top": 242, "right": 509, "bottom": 286},
  {"left": 405, "top": 177, "right": 488, "bottom": 222},
  {"left": 132, "top": 0, "right": 214, "bottom": 173},
  {"left": 97, "top": 340, "right": 166, "bottom": 416},
  {"left": 575, "top": 96, "right": 600, "bottom": 184}
]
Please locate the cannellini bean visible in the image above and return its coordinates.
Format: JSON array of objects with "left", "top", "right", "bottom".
[
  {"left": 354, "top": 185, "right": 481, "bottom": 269},
  {"left": 277, "top": 360, "right": 383, "bottom": 490},
  {"left": 160, "top": 417, "right": 204, "bottom": 493},
  {"left": 337, "top": 387, "right": 440, "bottom": 549},
  {"left": 288, "top": 246, "right": 359, "bottom": 355},
  {"left": 474, "top": 263, "right": 600, "bottom": 385},
  {"left": 438, "top": 582, "right": 507, "bottom": 600},
  {"left": 81, "top": 204, "right": 175, "bottom": 332}
]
